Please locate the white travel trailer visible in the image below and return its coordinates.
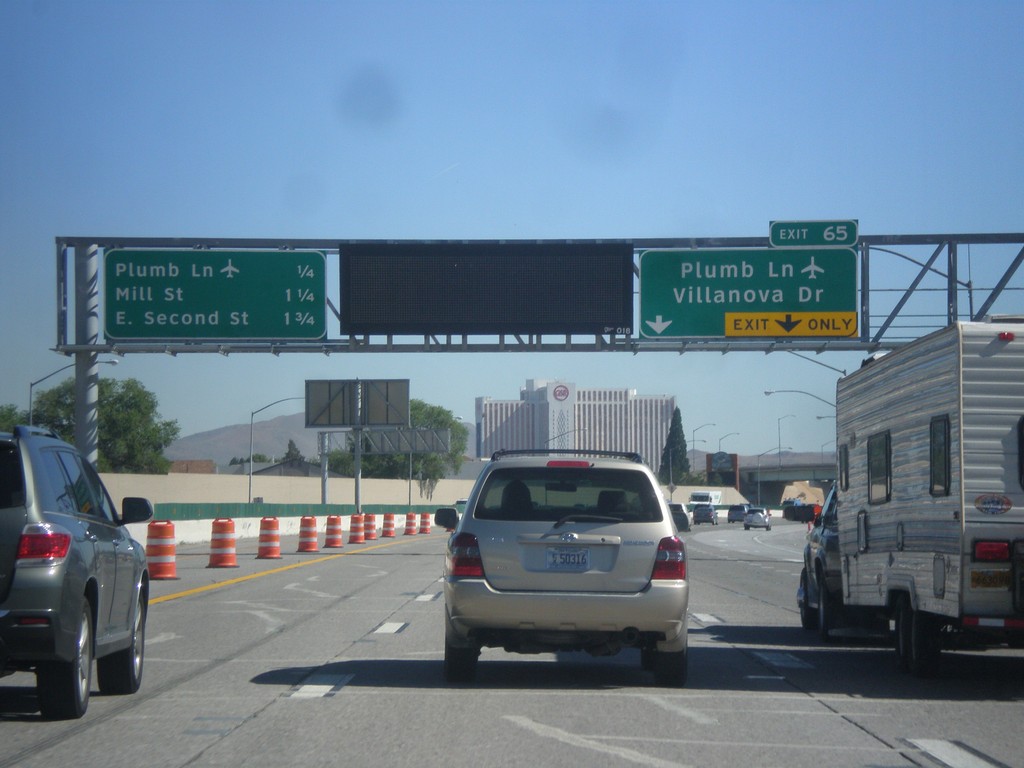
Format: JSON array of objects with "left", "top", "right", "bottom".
[{"left": 831, "top": 319, "right": 1024, "bottom": 673}]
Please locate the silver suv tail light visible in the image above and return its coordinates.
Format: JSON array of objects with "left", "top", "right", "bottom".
[
  {"left": 651, "top": 536, "right": 686, "bottom": 580},
  {"left": 447, "top": 532, "right": 484, "bottom": 578}
]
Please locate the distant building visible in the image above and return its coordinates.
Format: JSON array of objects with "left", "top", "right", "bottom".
[
  {"left": 475, "top": 379, "right": 675, "bottom": 469},
  {"left": 169, "top": 459, "right": 217, "bottom": 474}
]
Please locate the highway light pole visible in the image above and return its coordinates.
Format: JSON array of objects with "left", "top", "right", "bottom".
[
  {"left": 776, "top": 414, "right": 795, "bottom": 469},
  {"left": 718, "top": 432, "right": 739, "bottom": 451},
  {"left": 764, "top": 389, "right": 836, "bottom": 409},
  {"left": 248, "top": 396, "right": 304, "bottom": 503},
  {"left": 691, "top": 422, "right": 714, "bottom": 477},
  {"left": 757, "top": 446, "right": 791, "bottom": 506},
  {"left": 29, "top": 359, "right": 118, "bottom": 426}
]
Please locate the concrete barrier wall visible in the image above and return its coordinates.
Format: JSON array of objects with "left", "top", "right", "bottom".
[{"left": 103, "top": 472, "right": 476, "bottom": 545}]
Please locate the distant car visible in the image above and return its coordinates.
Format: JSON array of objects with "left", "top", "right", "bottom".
[
  {"left": 668, "top": 503, "right": 690, "bottom": 532},
  {"left": 434, "top": 449, "right": 689, "bottom": 686},
  {"left": 743, "top": 507, "right": 772, "bottom": 531},
  {"left": 0, "top": 426, "right": 154, "bottom": 719},
  {"left": 726, "top": 504, "right": 749, "bottom": 524},
  {"left": 692, "top": 504, "right": 717, "bottom": 525}
]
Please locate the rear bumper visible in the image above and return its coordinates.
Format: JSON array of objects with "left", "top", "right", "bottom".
[
  {"left": 444, "top": 577, "right": 689, "bottom": 647},
  {"left": 0, "top": 608, "right": 62, "bottom": 671}
]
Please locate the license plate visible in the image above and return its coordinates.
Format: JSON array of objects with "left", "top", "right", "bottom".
[
  {"left": 970, "top": 569, "right": 1011, "bottom": 589},
  {"left": 546, "top": 546, "right": 589, "bottom": 571}
]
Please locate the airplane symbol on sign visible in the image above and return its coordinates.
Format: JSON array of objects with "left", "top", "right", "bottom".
[
  {"left": 801, "top": 256, "right": 824, "bottom": 279},
  {"left": 220, "top": 259, "right": 240, "bottom": 278}
]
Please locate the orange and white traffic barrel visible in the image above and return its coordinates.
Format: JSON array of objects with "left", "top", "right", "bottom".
[
  {"left": 403, "top": 512, "right": 418, "bottom": 535},
  {"left": 348, "top": 513, "right": 365, "bottom": 544},
  {"left": 208, "top": 518, "right": 239, "bottom": 568},
  {"left": 364, "top": 512, "right": 377, "bottom": 540},
  {"left": 297, "top": 515, "right": 319, "bottom": 552},
  {"left": 418, "top": 512, "right": 432, "bottom": 534},
  {"left": 146, "top": 520, "right": 178, "bottom": 579},
  {"left": 381, "top": 513, "right": 396, "bottom": 538},
  {"left": 324, "top": 515, "right": 344, "bottom": 548},
  {"left": 257, "top": 517, "right": 282, "bottom": 559}
]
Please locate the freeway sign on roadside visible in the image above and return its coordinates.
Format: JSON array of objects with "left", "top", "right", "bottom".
[
  {"left": 639, "top": 248, "right": 857, "bottom": 339},
  {"left": 769, "top": 219, "right": 858, "bottom": 248},
  {"left": 105, "top": 249, "right": 326, "bottom": 341}
]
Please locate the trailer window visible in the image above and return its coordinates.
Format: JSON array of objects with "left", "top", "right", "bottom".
[
  {"left": 1018, "top": 416, "right": 1024, "bottom": 491},
  {"left": 838, "top": 444, "right": 849, "bottom": 491},
  {"left": 868, "top": 431, "right": 891, "bottom": 504},
  {"left": 930, "top": 415, "right": 951, "bottom": 497}
]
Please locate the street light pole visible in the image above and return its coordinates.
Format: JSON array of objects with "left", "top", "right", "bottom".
[
  {"left": 248, "top": 396, "right": 304, "bottom": 503},
  {"left": 764, "top": 389, "right": 836, "bottom": 409},
  {"left": 28, "top": 359, "right": 118, "bottom": 426},
  {"left": 756, "top": 446, "right": 791, "bottom": 506},
  {"left": 718, "top": 432, "right": 739, "bottom": 451},
  {"left": 691, "top": 422, "right": 714, "bottom": 477},
  {"left": 774, "top": 415, "right": 790, "bottom": 468}
]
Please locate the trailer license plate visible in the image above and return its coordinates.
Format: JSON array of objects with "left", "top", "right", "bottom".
[
  {"left": 547, "top": 546, "right": 589, "bottom": 571},
  {"left": 971, "top": 569, "right": 1011, "bottom": 589}
]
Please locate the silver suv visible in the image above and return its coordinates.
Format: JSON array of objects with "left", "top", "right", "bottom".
[
  {"left": 0, "top": 426, "right": 153, "bottom": 719},
  {"left": 434, "top": 449, "right": 689, "bottom": 686}
]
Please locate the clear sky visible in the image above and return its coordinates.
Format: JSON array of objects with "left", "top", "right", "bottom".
[{"left": 2, "top": 0, "right": 1022, "bottom": 460}]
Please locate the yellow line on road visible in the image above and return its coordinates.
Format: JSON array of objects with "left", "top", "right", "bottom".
[{"left": 150, "top": 537, "right": 426, "bottom": 604}]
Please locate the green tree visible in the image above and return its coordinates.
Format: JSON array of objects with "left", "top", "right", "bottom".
[
  {"left": 657, "top": 407, "right": 689, "bottom": 486},
  {"left": 283, "top": 439, "right": 303, "bottom": 462},
  {"left": 31, "top": 377, "right": 180, "bottom": 473},
  {"left": 0, "top": 404, "right": 30, "bottom": 432}
]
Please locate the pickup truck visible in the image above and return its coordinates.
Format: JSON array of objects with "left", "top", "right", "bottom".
[{"left": 795, "top": 487, "right": 841, "bottom": 639}]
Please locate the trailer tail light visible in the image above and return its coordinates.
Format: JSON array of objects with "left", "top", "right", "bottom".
[
  {"left": 651, "top": 536, "right": 687, "bottom": 580},
  {"left": 446, "top": 532, "right": 484, "bottom": 578},
  {"left": 997, "top": 331, "right": 1015, "bottom": 341},
  {"left": 16, "top": 524, "right": 72, "bottom": 566},
  {"left": 973, "top": 540, "right": 1010, "bottom": 561}
]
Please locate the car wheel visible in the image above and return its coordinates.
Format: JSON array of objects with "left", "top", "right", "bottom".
[
  {"left": 98, "top": 589, "right": 147, "bottom": 695},
  {"left": 798, "top": 569, "right": 816, "bottom": 630},
  {"left": 444, "top": 638, "right": 478, "bottom": 683},
  {"left": 744, "top": 525, "right": 750, "bottom": 530},
  {"left": 766, "top": 525, "right": 771, "bottom": 531},
  {"left": 37, "top": 598, "right": 93, "bottom": 720},
  {"left": 896, "top": 598, "right": 940, "bottom": 676},
  {"left": 652, "top": 648, "right": 688, "bottom": 687},
  {"left": 816, "top": 569, "right": 832, "bottom": 642}
]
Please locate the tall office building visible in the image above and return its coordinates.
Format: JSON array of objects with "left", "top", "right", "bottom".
[{"left": 475, "top": 379, "right": 675, "bottom": 469}]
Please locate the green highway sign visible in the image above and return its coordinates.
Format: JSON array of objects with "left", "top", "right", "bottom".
[
  {"left": 769, "top": 219, "right": 858, "bottom": 248},
  {"left": 639, "top": 248, "right": 857, "bottom": 339},
  {"left": 104, "top": 249, "right": 326, "bottom": 341}
]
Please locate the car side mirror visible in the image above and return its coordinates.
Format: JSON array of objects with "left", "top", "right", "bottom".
[
  {"left": 435, "top": 507, "right": 459, "bottom": 530},
  {"left": 120, "top": 496, "right": 154, "bottom": 525}
]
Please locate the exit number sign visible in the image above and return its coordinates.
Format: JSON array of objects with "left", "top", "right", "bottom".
[{"left": 769, "top": 220, "right": 858, "bottom": 248}]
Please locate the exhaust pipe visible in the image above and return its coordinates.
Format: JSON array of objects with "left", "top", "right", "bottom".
[{"left": 621, "top": 627, "right": 641, "bottom": 646}]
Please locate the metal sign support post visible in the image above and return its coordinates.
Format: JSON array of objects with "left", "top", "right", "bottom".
[{"left": 74, "top": 244, "right": 101, "bottom": 465}]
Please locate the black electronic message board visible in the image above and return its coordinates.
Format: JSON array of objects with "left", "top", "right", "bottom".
[{"left": 339, "top": 242, "right": 634, "bottom": 335}]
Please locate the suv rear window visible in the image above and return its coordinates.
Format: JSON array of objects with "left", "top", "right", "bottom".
[
  {"left": 474, "top": 467, "right": 663, "bottom": 523},
  {"left": 0, "top": 442, "right": 25, "bottom": 509}
]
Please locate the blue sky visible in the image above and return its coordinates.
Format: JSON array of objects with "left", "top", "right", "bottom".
[{"left": 2, "top": 0, "right": 1022, "bottom": 460}]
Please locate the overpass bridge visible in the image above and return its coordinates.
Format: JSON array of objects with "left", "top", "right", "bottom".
[{"left": 736, "top": 461, "right": 834, "bottom": 508}]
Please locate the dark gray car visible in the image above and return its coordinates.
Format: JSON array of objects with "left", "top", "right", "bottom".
[{"left": 0, "top": 426, "right": 153, "bottom": 719}]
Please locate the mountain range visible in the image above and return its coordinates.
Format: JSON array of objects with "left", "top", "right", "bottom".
[{"left": 165, "top": 412, "right": 830, "bottom": 472}]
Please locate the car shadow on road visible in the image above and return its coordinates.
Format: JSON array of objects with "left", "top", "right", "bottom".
[
  {"left": 250, "top": 650, "right": 670, "bottom": 693},
  {"left": 691, "top": 623, "right": 1024, "bottom": 702}
]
